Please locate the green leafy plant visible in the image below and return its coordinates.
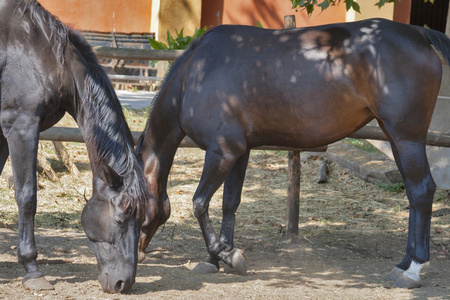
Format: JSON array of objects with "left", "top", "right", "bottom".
[
  {"left": 290, "top": 0, "right": 398, "bottom": 15},
  {"left": 377, "top": 182, "right": 405, "bottom": 193},
  {"left": 148, "top": 26, "right": 208, "bottom": 50},
  {"left": 290, "top": 0, "right": 434, "bottom": 16}
]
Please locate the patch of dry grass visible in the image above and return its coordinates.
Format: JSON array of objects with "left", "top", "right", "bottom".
[{"left": 0, "top": 107, "right": 448, "bottom": 256}]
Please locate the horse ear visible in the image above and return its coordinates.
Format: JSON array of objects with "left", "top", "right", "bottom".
[{"left": 102, "top": 165, "right": 123, "bottom": 190}]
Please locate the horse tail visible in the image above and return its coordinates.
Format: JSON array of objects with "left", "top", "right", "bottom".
[{"left": 417, "top": 26, "right": 450, "bottom": 65}]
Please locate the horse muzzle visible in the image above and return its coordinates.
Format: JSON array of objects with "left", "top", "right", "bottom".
[{"left": 98, "top": 271, "right": 135, "bottom": 293}]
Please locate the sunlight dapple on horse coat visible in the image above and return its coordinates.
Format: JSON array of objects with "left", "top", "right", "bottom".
[{"left": 137, "top": 19, "right": 450, "bottom": 288}]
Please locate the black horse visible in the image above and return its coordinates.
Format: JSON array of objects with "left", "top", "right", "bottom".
[
  {"left": 137, "top": 19, "right": 449, "bottom": 288},
  {"left": 0, "top": 0, "right": 150, "bottom": 293}
]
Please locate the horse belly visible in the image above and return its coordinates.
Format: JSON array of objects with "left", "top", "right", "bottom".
[
  {"left": 181, "top": 86, "right": 373, "bottom": 150},
  {"left": 237, "top": 71, "right": 374, "bottom": 148},
  {"left": 246, "top": 99, "right": 374, "bottom": 149}
]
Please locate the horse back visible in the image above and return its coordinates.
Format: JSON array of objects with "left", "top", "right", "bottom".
[{"left": 175, "top": 19, "right": 443, "bottom": 148}]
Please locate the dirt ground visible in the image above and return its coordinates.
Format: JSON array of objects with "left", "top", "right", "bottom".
[{"left": 0, "top": 146, "right": 449, "bottom": 300}]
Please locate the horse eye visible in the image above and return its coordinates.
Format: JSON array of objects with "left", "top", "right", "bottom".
[
  {"left": 114, "top": 216, "right": 124, "bottom": 226},
  {"left": 124, "top": 207, "right": 132, "bottom": 216}
]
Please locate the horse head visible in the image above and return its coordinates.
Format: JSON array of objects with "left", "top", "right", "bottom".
[{"left": 81, "top": 165, "right": 140, "bottom": 293}]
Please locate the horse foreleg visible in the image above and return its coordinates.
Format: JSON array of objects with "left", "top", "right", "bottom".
[
  {"left": 385, "top": 139, "right": 435, "bottom": 288},
  {"left": 219, "top": 152, "right": 249, "bottom": 272},
  {"left": 192, "top": 147, "right": 247, "bottom": 275},
  {"left": 197, "top": 152, "right": 250, "bottom": 273},
  {"left": 138, "top": 123, "right": 183, "bottom": 263},
  {"left": 138, "top": 194, "right": 170, "bottom": 263},
  {"left": 6, "top": 124, "right": 54, "bottom": 290}
]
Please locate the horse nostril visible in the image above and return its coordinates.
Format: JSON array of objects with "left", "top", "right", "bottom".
[{"left": 114, "top": 279, "right": 127, "bottom": 293}]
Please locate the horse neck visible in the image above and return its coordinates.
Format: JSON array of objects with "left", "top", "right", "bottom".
[
  {"left": 141, "top": 88, "right": 185, "bottom": 199},
  {"left": 66, "top": 47, "right": 135, "bottom": 178},
  {"left": 68, "top": 54, "right": 151, "bottom": 213},
  {"left": 139, "top": 37, "right": 196, "bottom": 183}
]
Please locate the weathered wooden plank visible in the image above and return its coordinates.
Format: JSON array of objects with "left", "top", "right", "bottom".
[
  {"left": 38, "top": 127, "right": 329, "bottom": 151},
  {"left": 107, "top": 74, "right": 163, "bottom": 82},
  {"left": 37, "top": 151, "right": 59, "bottom": 182},
  {"left": 38, "top": 126, "right": 450, "bottom": 148},
  {"left": 92, "top": 46, "right": 184, "bottom": 61},
  {"left": 52, "top": 141, "right": 80, "bottom": 176},
  {"left": 349, "top": 126, "right": 450, "bottom": 148}
]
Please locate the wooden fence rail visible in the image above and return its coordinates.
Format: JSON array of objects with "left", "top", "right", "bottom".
[
  {"left": 93, "top": 46, "right": 184, "bottom": 61},
  {"left": 39, "top": 126, "right": 450, "bottom": 151}
]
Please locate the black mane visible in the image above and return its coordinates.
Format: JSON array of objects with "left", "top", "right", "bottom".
[
  {"left": 22, "top": 0, "right": 149, "bottom": 212},
  {"left": 21, "top": 0, "right": 69, "bottom": 68}
]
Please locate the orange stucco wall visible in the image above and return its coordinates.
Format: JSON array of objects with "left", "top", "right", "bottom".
[
  {"left": 393, "top": 0, "right": 412, "bottom": 24},
  {"left": 201, "top": 0, "right": 346, "bottom": 29},
  {"left": 38, "top": 0, "right": 152, "bottom": 33},
  {"left": 158, "top": 0, "right": 201, "bottom": 42},
  {"left": 37, "top": 0, "right": 410, "bottom": 35}
]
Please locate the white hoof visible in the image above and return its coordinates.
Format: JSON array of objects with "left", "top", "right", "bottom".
[
  {"left": 394, "top": 274, "right": 421, "bottom": 289},
  {"left": 392, "top": 260, "right": 429, "bottom": 288}
]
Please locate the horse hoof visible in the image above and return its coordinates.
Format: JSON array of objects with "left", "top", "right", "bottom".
[
  {"left": 393, "top": 274, "right": 422, "bottom": 289},
  {"left": 22, "top": 276, "right": 54, "bottom": 290},
  {"left": 229, "top": 249, "right": 247, "bottom": 275},
  {"left": 138, "top": 251, "right": 146, "bottom": 263},
  {"left": 386, "top": 267, "right": 405, "bottom": 281},
  {"left": 192, "top": 261, "right": 219, "bottom": 274}
]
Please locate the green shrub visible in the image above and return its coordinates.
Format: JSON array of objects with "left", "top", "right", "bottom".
[{"left": 148, "top": 27, "right": 208, "bottom": 50}]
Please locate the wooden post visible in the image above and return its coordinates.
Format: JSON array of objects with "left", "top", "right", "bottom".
[
  {"left": 284, "top": 15, "right": 300, "bottom": 239},
  {"left": 287, "top": 150, "right": 300, "bottom": 238},
  {"left": 284, "top": 15, "right": 296, "bottom": 30}
]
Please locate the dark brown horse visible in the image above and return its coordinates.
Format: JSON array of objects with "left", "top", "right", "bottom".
[
  {"left": 0, "top": 0, "right": 149, "bottom": 293},
  {"left": 138, "top": 18, "right": 449, "bottom": 288}
]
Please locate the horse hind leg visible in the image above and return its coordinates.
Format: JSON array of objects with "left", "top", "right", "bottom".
[{"left": 381, "top": 124, "right": 435, "bottom": 289}]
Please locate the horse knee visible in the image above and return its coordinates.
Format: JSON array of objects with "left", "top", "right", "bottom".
[
  {"left": 18, "top": 243, "right": 38, "bottom": 265},
  {"left": 16, "top": 184, "right": 37, "bottom": 214}
]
